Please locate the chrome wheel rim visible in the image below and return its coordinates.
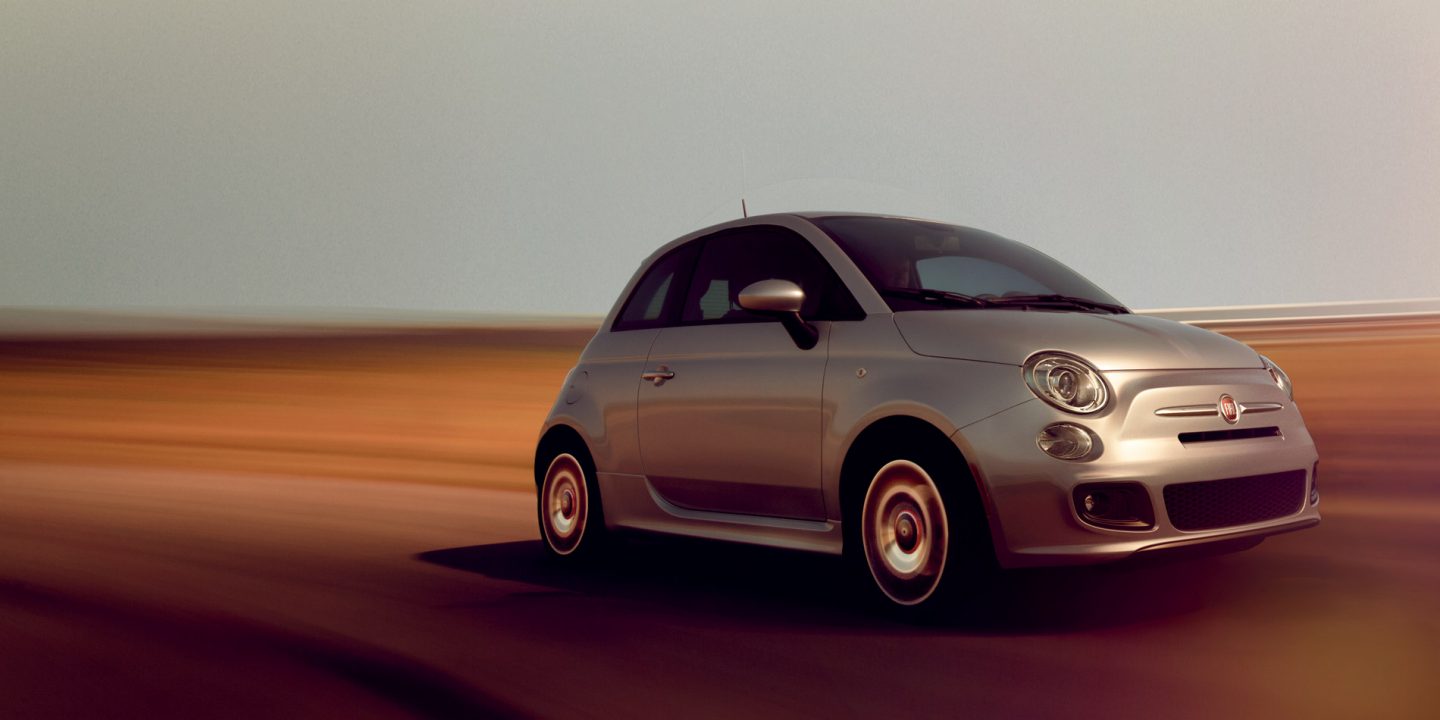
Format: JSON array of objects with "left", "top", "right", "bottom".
[
  {"left": 541, "top": 453, "right": 587, "bottom": 554},
  {"left": 861, "top": 459, "right": 948, "bottom": 606}
]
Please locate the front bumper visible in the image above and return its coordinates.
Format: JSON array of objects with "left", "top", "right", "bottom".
[{"left": 953, "top": 367, "right": 1321, "bottom": 569}]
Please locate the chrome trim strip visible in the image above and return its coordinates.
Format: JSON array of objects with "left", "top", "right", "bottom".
[
  {"left": 1154, "top": 405, "right": 1219, "bottom": 417},
  {"left": 1240, "top": 402, "right": 1284, "bottom": 414},
  {"left": 1155, "top": 400, "right": 1286, "bottom": 418}
]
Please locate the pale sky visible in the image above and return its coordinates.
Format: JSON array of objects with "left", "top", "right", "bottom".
[{"left": 3, "top": 1, "right": 1438, "bottom": 315}]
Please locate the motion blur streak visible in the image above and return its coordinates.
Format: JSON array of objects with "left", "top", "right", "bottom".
[
  {"left": 0, "top": 329, "right": 592, "bottom": 488},
  {"left": 1, "top": 316, "right": 1437, "bottom": 718}
]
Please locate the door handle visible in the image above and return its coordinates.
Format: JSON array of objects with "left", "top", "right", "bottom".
[{"left": 641, "top": 367, "right": 675, "bottom": 386}]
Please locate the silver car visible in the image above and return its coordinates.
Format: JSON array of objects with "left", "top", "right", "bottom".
[{"left": 534, "top": 213, "right": 1320, "bottom": 608}]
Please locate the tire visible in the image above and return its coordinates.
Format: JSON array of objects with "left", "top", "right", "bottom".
[
  {"left": 537, "top": 446, "right": 607, "bottom": 559},
  {"left": 854, "top": 446, "right": 992, "bottom": 610}
]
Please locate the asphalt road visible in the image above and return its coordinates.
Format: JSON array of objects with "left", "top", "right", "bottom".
[{"left": 2, "top": 462, "right": 1436, "bottom": 719}]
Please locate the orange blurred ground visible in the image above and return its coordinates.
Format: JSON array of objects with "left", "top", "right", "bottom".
[
  {"left": 1, "top": 320, "right": 1436, "bottom": 498},
  {"left": 0, "top": 329, "right": 590, "bottom": 488},
  {"left": 2, "top": 322, "right": 1440, "bottom": 501}
]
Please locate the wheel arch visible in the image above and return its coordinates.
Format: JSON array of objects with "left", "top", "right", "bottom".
[
  {"left": 838, "top": 415, "right": 991, "bottom": 556},
  {"left": 534, "top": 423, "right": 594, "bottom": 487}
]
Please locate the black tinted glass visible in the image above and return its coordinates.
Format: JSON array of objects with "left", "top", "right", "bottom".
[
  {"left": 613, "top": 243, "right": 696, "bottom": 331},
  {"left": 813, "top": 216, "right": 1124, "bottom": 312},
  {"left": 681, "top": 227, "right": 859, "bottom": 324}
]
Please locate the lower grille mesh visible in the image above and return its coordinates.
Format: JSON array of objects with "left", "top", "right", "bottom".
[{"left": 1163, "top": 470, "right": 1306, "bottom": 531}]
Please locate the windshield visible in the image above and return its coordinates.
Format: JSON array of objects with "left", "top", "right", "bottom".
[{"left": 812, "top": 216, "right": 1126, "bottom": 313}]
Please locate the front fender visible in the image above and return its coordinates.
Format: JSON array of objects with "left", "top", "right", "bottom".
[{"left": 821, "top": 316, "right": 1032, "bottom": 519}]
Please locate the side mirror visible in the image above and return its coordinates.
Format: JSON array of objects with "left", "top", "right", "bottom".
[
  {"left": 738, "top": 279, "right": 804, "bottom": 314},
  {"left": 737, "top": 279, "right": 819, "bottom": 350}
]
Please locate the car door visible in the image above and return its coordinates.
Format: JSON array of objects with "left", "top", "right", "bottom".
[{"left": 636, "top": 226, "right": 859, "bottom": 520}]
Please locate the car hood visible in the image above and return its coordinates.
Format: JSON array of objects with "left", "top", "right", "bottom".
[{"left": 892, "top": 310, "right": 1263, "bottom": 371}]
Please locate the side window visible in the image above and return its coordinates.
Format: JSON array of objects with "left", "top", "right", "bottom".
[
  {"left": 680, "top": 227, "right": 861, "bottom": 324},
  {"left": 612, "top": 244, "right": 696, "bottom": 331}
]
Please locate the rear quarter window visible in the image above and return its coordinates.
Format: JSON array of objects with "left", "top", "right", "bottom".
[{"left": 612, "top": 244, "right": 697, "bottom": 331}]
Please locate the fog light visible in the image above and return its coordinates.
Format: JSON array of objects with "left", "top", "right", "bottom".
[
  {"left": 1310, "top": 462, "right": 1320, "bottom": 506},
  {"left": 1037, "top": 423, "right": 1096, "bottom": 461},
  {"left": 1073, "top": 482, "right": 1155, "bottom": 530}
]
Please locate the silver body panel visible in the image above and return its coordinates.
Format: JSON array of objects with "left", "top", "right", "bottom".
[
  {"left": 894, "top": 309, "right": 1265, "bottom": 370},
  {"left": 638, "top": 321, "right": 832, "bottom": 520},
  {"left": 596, "top": 472, "right": 842, "bottom": 555},
  {"left": 539, "top": 213, "right": 1320, "bottom": 567}
]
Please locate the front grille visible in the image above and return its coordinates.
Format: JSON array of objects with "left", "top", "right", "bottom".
[
  {"left": 1179, "top": 426, "right": 1282, "bottom": 444},
  {"left": 1163, "top": 470, "right": 1306, "bottom": 531}
]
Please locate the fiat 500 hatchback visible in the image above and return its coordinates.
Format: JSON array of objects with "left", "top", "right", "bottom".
[{"left": 534, "top": 213, "right": 1319, "bottom": 608}]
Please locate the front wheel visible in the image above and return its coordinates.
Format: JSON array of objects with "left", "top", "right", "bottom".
[
  {"left": 857, "top": 454, "right": 992, "bottom": 610},
  {"left": 861, "top": 459, "right": 951, "bottom": 606},
  {"left": 538, "top": 451, "right": 606, "bottom": 558}
]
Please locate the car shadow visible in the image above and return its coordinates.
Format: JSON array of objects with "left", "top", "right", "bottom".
[{"left": 417, "top": 535, "right": 1270, "bottom": 635}]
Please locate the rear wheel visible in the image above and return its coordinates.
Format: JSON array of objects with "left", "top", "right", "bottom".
[{"left": 538, "top": 450, "right": 606, "bottom": 558}]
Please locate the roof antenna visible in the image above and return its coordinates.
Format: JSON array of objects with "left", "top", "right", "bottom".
[{"left": 740, "top": 147, "right": 749, "bottom": 218}]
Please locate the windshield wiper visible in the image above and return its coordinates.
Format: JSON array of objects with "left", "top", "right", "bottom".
[
  {"left": 986, "top": 294, "right": 1128, "bottom": 314},
  {"left": 879, "top": 287, "right": 993, "bottom": 308}
]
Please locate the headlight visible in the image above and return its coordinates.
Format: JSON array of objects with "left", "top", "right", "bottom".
[
  {"left": 1260, "top": 355, "right": 1293, "bottom": 400},
  {"left": 1023, "top": 352, "right": 1110, "bottom": 414}
]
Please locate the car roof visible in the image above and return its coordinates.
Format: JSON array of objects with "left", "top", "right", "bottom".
[
  {"left": 759, "top": 210, "right": 938, "bottom": 222},
  {"left": 679, "top": 211, "right": 957, "bottom": 238},
  {"left": 647, "top": 211, "right": 987, "bottom": 263}
]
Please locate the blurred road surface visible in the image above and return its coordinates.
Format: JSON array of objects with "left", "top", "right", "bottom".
[{"left": 1, "top": 463, "right": 1437, "bottom": 719}]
